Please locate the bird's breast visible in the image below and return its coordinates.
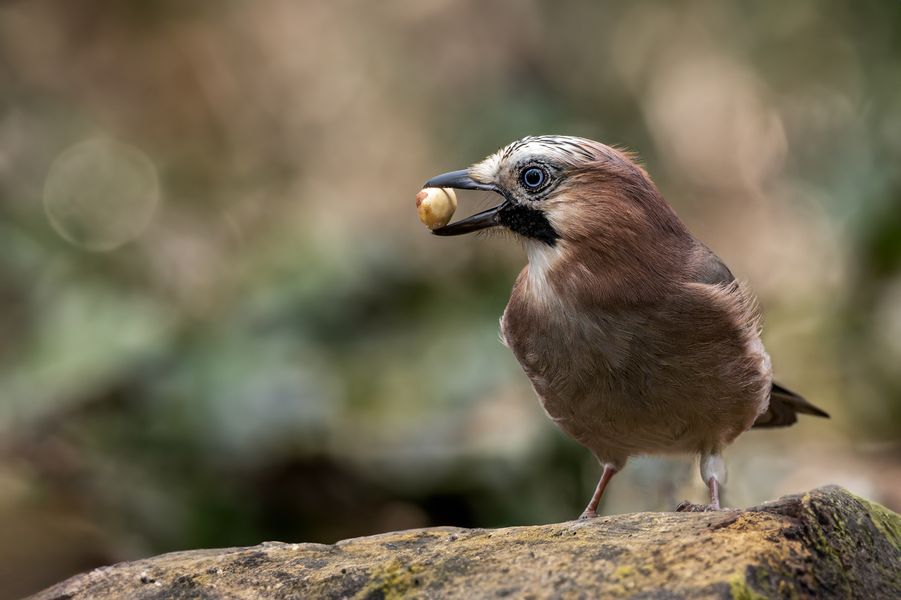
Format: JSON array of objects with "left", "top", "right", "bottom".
[
  {"left": 501, "top": 273, "right": 773, "bottom": 456},
  {"left": 501, "top": 285, "right": 645, "bottom": 410}
]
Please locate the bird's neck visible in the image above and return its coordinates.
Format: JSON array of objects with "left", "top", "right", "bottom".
[
  {"left": 522, "top": 235, "right": 691, "bottom": 309},
  {"left": 523, "top": 242, "right": 567, "bottom": 308}
]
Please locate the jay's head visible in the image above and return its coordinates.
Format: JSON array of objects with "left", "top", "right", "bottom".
[{"left": 424, "top": 135, "right": 687, "bottom": 252}]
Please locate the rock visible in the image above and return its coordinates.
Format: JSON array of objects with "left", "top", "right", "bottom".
[{"left": 30, "top": 486, "right": 900, "bottom": 599}]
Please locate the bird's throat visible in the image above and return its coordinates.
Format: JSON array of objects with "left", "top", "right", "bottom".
[
  {"left": 499, "top": 204, "right": 559, "bottom": 246},
  {"left": 524, "top": 241, "right": 567, "bottom": 307}
]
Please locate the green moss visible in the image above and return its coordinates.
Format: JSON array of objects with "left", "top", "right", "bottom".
[
  {"left": 355, "top": 559, "right": 423, "bottom": 600},
  {"left": 729, "top": 573, "right": 767, "bottom": 600},
  {"left": 850, "top": 492, "right": 901, "bottom": 551},
  {"left": 612, "top": 565, "right": 635, "bottom": 579}
]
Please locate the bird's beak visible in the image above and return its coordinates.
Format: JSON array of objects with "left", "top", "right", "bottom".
[{"left": 422, "top": 169, "right": 508, "bottom": 236}]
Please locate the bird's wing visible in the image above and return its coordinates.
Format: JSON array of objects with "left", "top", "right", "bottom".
[
  {"left": 753, "top": 381, "right": 831, "bottom": 428},
  {"left": 690, "top": 244, "right": 736, "bottom": 286},
  {"left": 689, "top": 245, "right": 830, "bottom": 428}
]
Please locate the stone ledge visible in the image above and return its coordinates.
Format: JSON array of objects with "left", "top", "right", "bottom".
[{"left": 31, "top": 486, "right": 900, "bottom": 599}]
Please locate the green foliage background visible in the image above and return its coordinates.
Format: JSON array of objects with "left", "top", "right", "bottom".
[{"left": 1, "top": 1, "right": 899, "bottom": 596}]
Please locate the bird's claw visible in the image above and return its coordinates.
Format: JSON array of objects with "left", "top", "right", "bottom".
[
  {"left": 675, "top": 501, "right": 722, "bottom": 513},
  {"left": 578, "top": 509, "right": 599, "bottom": 520}
]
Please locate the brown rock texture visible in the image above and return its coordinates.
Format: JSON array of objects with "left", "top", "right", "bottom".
[{"left": 30, "top": 486, "right": 900, "bottom": 599}]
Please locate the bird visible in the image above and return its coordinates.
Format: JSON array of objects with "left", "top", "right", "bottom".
[{"left": 422, "top": 135, "right": 829, "bottom": 517}]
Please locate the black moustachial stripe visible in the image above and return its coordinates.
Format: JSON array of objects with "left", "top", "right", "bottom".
[{"left": 499, "top": 203, "right": 559, "bottom": 246}]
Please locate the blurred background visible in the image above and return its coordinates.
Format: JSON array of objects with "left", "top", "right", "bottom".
[{"left": 1, "top": 0, "right": 900, "bottom": 596}]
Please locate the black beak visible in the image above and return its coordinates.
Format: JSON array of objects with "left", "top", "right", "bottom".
[
  {"left": 423, "top": 169, "right": 495, "bottom": 192},
  {"left": 422, "top": 169, "right": 507, "bottom": 236}
]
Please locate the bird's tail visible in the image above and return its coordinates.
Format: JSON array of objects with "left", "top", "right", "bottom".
[{"left": 752, "top": 381, "right": 830, "bottom": 428}]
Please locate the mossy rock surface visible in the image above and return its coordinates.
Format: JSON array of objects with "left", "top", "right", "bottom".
[{"left": 31, "top": 486, "right": 900, "bottom": 599}]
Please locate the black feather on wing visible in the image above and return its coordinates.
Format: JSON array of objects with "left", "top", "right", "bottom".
[
  {"left": 753, "top": 381, "right": 830, "bottom": 429},
  {"left": 693, "top": 247, "right": 736, "bottom": 286}
]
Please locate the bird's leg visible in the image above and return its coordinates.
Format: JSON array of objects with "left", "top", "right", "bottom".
[
  {"left": 707, "top": 476, "right": 721, "bottom": 510},
  {"left": 676, "top": 452, "right": 725, "bottom": 512},
  {"left": 578, "top": 464, "right": 617, "bottom": 519}
]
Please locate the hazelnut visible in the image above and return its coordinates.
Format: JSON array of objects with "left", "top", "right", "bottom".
[{"left": 416, "top": 187, "right": 457, "bottom": 230}]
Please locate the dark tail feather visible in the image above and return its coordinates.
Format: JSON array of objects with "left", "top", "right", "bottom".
[{"left": 753, "top": 381, "right": 830, "bottom": 429}]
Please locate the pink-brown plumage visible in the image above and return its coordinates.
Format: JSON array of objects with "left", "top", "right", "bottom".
[{"left": 424, "top": 135, "right": 828, "bottom": 515}]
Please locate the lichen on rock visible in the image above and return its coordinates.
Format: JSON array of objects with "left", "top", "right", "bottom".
[{"left": 30, "top": 486, "right": 901, "bottom": 600}]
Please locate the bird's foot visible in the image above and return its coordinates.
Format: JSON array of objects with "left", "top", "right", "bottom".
[
  {"left": 578, "top": 508, "right": 599, "bottom": 520},
  {"left": 675, "top": 501, "right": 723, "bottom": 513}
]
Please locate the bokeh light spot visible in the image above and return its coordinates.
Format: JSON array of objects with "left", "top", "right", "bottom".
[{"left": 43, "top": 138, "right": 159, "bottom": 251}]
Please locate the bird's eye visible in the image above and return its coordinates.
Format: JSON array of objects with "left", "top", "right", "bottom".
[{"left": 521, "top": 166, "right": 547, "bottom": 190}]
